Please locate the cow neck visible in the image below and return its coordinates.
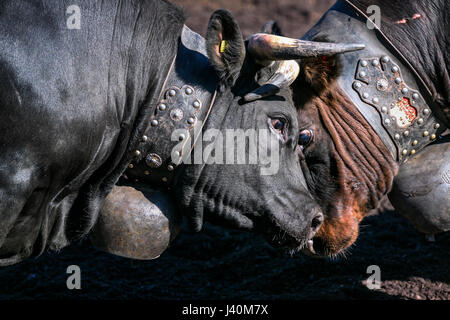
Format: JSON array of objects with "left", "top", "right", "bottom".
[
  {"left": 303, "top": 0, "right": 448, "bottom": 164},
  {"left": 123, "top": 25, "right": 219, "bottom": 189}
]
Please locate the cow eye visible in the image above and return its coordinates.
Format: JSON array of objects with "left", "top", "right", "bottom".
[
  {"left": 298, "top": 129, "right": 313, "bottom": 146},
  {"left": 270, "top": 118, "right": 285, "bottom": 131},
  {"left": 269, "top": 117, "right": 288, "bottom": 142}
]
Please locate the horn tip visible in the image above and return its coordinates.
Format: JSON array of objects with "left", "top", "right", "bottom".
[
  {"left": 243, "top": 93, "right": 261, "bottom": 102},
  {"left": 348, "top": 43, "right": 365, "bottom": 51}
]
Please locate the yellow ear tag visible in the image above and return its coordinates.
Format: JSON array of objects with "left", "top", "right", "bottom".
[{"left": 220, "top": 40, "right": 227, "bottom": 53}]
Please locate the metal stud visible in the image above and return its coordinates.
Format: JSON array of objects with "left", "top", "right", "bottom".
[
  {"left": 402, "top": 149, "right": 408, "bottom": 156},
  {"left": 434, "top": 123, "right": 440, "bottom": 129},
  {"left": 187, "top": 117, "right": 195, "bottom": 125},
  {"left": 381, "top": 106, "right": 387, "bottom": 113},
  {"left": 128, "top": 164, "right": 134, "bottom": 169},
  {"left": 395, "top": 77, "right": 402, "bottom": 84},
  {"left": 174, "top": 151, "right": 181, "bottom": 158},
  {"left": 359, "top": 71, "right": 366, "bottom": 77},
  {"left": 392, "top": 66, "right": 399, "bottom": 73},
  {"left": 353, "top": 82, "right": 361, "bottom": 89},
  {"left": 431, "top": 134, "right": 436, "bottom": 140},
  {"left": 360, "top": 60, "right": 368, "bottom": 67},
  {"left": 394, "top": 133, "right": 400, "bottom": 140},
  {"left": 145, "top": 153, "right": 162, "bottom": 168},
  {"left": 151, "top": 119, "right": 159, "bottom": 126},
  {"left": 371, "top": 59, "right": 379, "bottom": 66},
  {"left": 185, "top": 87, "right": 193, "bottom": 95},
  {"left": 362, "top": 92, "right": 369, "bottom": 99},
  {"left": 410, "top": 150, "right": 416, "bottom": 155},
  {"left": 372, "top": 97, "right": 379, "bottom": 104},
  {"left": 142, "top": 135, "right": 148, "bottom": 142},
  {"left": 193, "top": 100, "right": 201, "bottom": 108},
  {"left": 412, "top": 93, "right": 419, "bottom": 100},
  {"left": 423, "top": 109, "right": 430, "bottom": 115},
  {"left": 170, "top": 108, "right": 184, "bottom": 122},
  {"left": 159, "top": 104, "right": 167, "bottom": 111},
  {"left": 403, "top": 130, "right": 409, "bottom": 136},
  {"left": 417, "top": 118, "right": 423, "bottom": 125},
  {"left": 169, "top": 89, "right": 176, "bottom": 97},
  {"left": 135, "top": 150, "right": 141, "bottom": 157},
  {"left": 412, "top": 140, "right": 418, "bottom": 146},
  {"left": 381, "top": 56, "right": 389, "bottom": 63},
  {"left": 401, "top": 87, "right": 408, "bottom": 94},
  {"left": 178, "top": 133, "right": 185, "bottom": 141},
  {"left": 376, "top": 79, "right": 388, "bottom": 91},
  {"left": 384, "top": 118, "right": 391, "bottom": 125},
  {"left": 162, "top": 177, "right": 168, "bottom": 183},
  {"left": 167, "top": 164, "right": 174, "bottom": 171},
  {"left": 423, "top": 131, "right": 429, "bottom": 137},
  {"left": 144, "top": 170, "right": 150, "bottom": 176}
]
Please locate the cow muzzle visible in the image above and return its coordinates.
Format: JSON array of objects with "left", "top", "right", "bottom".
[
  {"left": 302, "top": 205, "right": 362, "bottom": 257},
  {"left": 263, "top": 206, "right": 324, "bottom": 252}
]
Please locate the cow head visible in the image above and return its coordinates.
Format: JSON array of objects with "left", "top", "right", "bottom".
[
  {"left": 293, "top": 66, "right": 398, "bottom": 257},
  {"left": 174, "top": 10, "right": 330, "bottom": 251},
  {"left": 258, "top": 22, "right": 399, "bottom": 257}
]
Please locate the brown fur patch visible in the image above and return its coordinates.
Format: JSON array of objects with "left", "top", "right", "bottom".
[
  {"left": 299, "top": 56, "right": 340, "bottom": 94},
  {"left": 296, "top": 84, "right": 399, "bottom": 255}
]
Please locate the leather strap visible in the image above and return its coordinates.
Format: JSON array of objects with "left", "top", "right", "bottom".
[
  {"left": 123, "top": 26, "right": 219, "bottom": 188},
  {"left": 302, "top": 0, "right": 447, "bottom": 163}
]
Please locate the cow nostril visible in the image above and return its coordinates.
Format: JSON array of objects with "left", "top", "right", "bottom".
[{"left": 310, "top": 212, "right": 324, "bottom": 235}]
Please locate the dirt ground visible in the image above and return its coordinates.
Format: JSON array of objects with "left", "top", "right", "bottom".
[
  {"left": 0, "top": 0, "right": 448, "bottom": 300},
  {"left": 171, "top": 0, "right": 335, "bottom": 38},
  {"left": 0, "top": 209, "right": 449, "bottom": 300}
]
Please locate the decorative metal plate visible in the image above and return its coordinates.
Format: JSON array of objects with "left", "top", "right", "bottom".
[{"left": 352, "top": 56, "right": 441, "bottom": 162}]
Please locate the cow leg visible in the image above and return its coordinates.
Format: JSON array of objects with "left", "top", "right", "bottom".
[
  {"left": 0, "top": 181, "right": 32, "bottom": 243},
  {"left": 388, "top": 136, "right": 450, "bottom": 234},
  {"left": 0, "top": 156, "right": 41, "bottom": 256}
]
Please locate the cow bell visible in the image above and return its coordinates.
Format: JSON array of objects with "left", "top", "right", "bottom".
[
  {"left": 90, "top": 185, "right": 182, "bottom": 260},
  {"left": 388, "top": 137, "right": 450, "bottom": 234}
]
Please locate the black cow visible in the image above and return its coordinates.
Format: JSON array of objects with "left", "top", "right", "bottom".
[
  {"left": 261, "top": 0, "right": 449, "bottom": 256},
  {"left": 0, "top": 0, "right": 368, "bottom": 266}
]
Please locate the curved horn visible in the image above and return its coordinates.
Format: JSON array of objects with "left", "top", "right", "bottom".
[
  {"left": 244, "top": 60, "right": 299, "bottom": 102},
  {"left": 248, "top": 33, "right": 365, "bottom": 65}
]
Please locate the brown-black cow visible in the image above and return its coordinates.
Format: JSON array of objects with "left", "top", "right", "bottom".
[{"left": 256, "top": 0, "right": 449, "bottom": 257}]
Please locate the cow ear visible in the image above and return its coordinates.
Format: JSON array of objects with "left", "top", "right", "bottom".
[
  {"left": 206, "top": 9, "right": 246, "bottom": 88},
  {"left": 298, "top": 55, "right": 340, "bottom": 93},
  {"left": 260, "top": 20, "right": 283, "bottom": 36}
]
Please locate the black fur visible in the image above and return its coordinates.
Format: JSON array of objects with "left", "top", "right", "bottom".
[
  {"left": 351, "top": 0, "right": 449, "bottom": 121},
  {"left": 0, "top": 0, "right": 185, "bottom": 265}
]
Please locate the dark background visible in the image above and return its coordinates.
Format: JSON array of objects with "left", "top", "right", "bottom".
[{"left": 0, "top": 0, "right": 448, "bottom": 300}]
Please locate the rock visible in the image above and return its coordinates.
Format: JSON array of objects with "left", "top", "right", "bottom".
[{"left": 90, "top": 185, "right": 182, "bottom": 260}]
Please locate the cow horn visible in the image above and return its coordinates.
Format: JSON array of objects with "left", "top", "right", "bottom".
[
  {"left": 244, "top": 33, "right": 364, "bottom": 102},
  {"left": 244, "top": 60, "right": 299, "bottom": 102},
  {"left": 248, "top": 33, "right": 365, "bottom": 66}
]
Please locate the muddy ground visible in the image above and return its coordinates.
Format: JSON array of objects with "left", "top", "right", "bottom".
[{"left": 0, "top": 0, "right": 448, "bottom": 300}]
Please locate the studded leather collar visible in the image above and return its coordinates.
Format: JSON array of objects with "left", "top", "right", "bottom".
[
  {"left": 123, "top": 26, "right": 219, "bottom": 188},
  {"left": 303, "top": 0, "right": 447, "bottom": 163}
]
